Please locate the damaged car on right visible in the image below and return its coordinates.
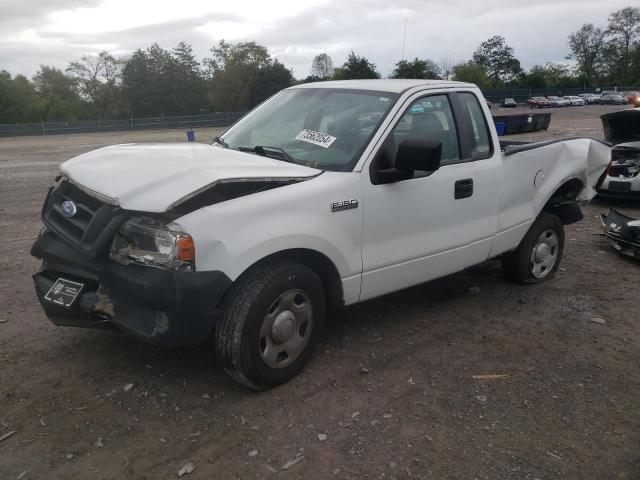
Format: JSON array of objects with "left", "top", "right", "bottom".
[{"left": 598, "top": 109, "right": 640, "bottom": 198}]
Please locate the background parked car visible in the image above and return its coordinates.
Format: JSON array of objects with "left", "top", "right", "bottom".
[
  {"left": 579, "top": 93, "right": 601, "bottom": 104},
  {"left": 564, "top": 95, "right": 586, "bottom": 106},
  {"left": 623, "top": 91, "right": 640, "bottom": 106},
  {"left": 600, "top": 93, "right": 628, "bottom": 105},
  {"left": 547, "top": 96, "right": 570, "bottom": 107},
  {"left": 527, "top": 97, "right": 551, "bottom": 108},
  {"left": 500, "top": 98, "right": 517, "bottom": 108}
]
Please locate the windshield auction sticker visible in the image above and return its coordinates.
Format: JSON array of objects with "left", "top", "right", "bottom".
[{"left": 295, "top": 129, "right": 337, "bottom": 148}]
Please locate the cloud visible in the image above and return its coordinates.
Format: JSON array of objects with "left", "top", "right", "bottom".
[{"left": 0, "top": 0, "right": 631, "bottom": 78}]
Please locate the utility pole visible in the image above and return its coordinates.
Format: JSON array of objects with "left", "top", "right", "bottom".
[{"left": 402, "top": 18, "right": 407, "bottom": 60}]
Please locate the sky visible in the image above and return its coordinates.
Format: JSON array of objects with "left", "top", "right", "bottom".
[{"left": 0, "top": 0, "right": 632, "bottom": 79}]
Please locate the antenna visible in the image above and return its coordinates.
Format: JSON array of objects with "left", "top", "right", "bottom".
[{"left": 402, "top": 18, "right": 407, "bottom": 60}]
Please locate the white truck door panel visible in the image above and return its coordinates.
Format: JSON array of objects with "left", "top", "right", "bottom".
[
  {"left": 360, "top": 90, "right": 499, "bottom": 301},
  {"left": 360, "top": 163, "right": 478, "bottom": 301}
]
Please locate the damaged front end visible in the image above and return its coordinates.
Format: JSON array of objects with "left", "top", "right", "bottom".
[
  {"left": 601, "top": 209, "right": 640, "bottom": 259},
  {"left": 32, "top": 179, "right": 231, "bottom": 346}
]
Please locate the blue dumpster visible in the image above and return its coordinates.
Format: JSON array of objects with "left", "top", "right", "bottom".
[
  {"left": 186, "top": 130, "right": 195, "bottom": 142},
  {"left": 494, "top": 121, "right": 506, "bottom": 136}
]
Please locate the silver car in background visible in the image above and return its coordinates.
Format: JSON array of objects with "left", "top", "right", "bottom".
[
  {"left": 564, "top": 96, "right": 585, "bottom": 106},
  {"left": 547, "top": 96, "right": 570, "bottom": 107},
  {"left": 600, "top": 93, "right": 628, "bottom": 105},
  {"left": 579, "top": 93, "right": 601, "bottom": 104}
]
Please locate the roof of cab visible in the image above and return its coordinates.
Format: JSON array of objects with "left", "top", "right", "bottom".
[{"left": 288, "top": 79, "right": 476, "bottom": 94}]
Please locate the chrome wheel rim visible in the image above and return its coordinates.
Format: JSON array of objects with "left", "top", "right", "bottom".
[
  {"left": 530, "top": 229, "right": 559, "bottom": 279},
  {"left": 259, "top": 289, "right": 312, "bottom": 369}
]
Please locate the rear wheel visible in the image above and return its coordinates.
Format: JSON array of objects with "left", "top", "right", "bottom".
[
  {"left": 215, "top": 260, "right": 326, "bottom": 390},
  {"left": 502, "top": 212, "right": 564, "bottom": 284}
]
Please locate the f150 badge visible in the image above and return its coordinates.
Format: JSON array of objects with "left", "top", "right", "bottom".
[{"left": 331, "top": 199, "right": 358, "bottom": 212}]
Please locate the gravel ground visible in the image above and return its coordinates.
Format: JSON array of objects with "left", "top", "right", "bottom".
[{"left": 0, "top": 105, "right": 639, "bottom": 480}]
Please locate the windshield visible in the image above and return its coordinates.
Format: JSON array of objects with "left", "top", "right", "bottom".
[{"left": 221, "top": 88, "right": 399, "bottom": 172}]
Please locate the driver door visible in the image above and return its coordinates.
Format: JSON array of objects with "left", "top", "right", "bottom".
[{"left": 360, "top": 92, "right": 493, "bottom": 301}]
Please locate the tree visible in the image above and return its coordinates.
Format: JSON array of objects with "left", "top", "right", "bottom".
[
  {"left": 567, "top": 23, "right": 605, "bottom": 83},
  {"left": 67, "top": 51, "right": 122, "bottom": 118},
  {"left": 0, "top": 71, "right": 42, "bottom": 123},
  {"left": 606, "top": 7, "right": 640, "bottom": 83},
  {"left": 391, "top": 58, "right": 441, "bottom": 79},
  {"left": 206, "top": 40, "right": 292, "bottom": 111},
  {"left": 171, "top": 42, "right": 207, "bottom": 114},
  {"left": 472, "top": 36, "right": 522, "bottom": 86},
  {"left": 333, "top": 52, "right": 380, "bottom": 80},
  {"left": 523, "top": 63, "right": 576, "bottom": 88},
  {"left": 252, "top": 60, "right": 294, "bottom": 105},
  {"left": 451, "top": 61, "right": 491, "bottom": 91},
  {"left": 32, "top": 65, "right": 85, "bottom": 121},
  {"left": 121, "top": 42, "right": 209, "bottom": 116},
  {"left": 311, "top": 53, "right": 334, "bottom": 80}
]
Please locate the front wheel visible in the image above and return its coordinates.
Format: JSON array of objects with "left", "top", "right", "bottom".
[
  {"left": 502, "top": 212, "right": 565, "bottom": 284},
  {"left": 215, "top": 260, "right": 326, "bottom": 390}
]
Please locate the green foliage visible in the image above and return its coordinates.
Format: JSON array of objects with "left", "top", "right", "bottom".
[
  {"left": 333, "top": 52, "right": 380, "bottom": 80},
  {"left": 67, "top": 51, "right": 123, "bottom": 118},
  {"left": 566, "top": 8, "right": 640, "bottom": 85},
  {"left": 605, "top": 7, "right": 640, "bottom": 83},
  {"left": 0, "top": 71, "right": 39, "bottom": 123},
  {"left": 452, "top": 61, "right": 491, "bottom": 90},
  {"left": 121, "top": 42, "right": 209, "bottom": 116},
  {"left": 522, "top": 63, "right": 577, "bottom": 88},
  {"left": 32, "top": 65, "right": 86, "bottom": 121},
  {"left": 3, "top": 7, "right": 640, "bottom": 126},
  {"left": 391, "top": 58, "right": 441, "bottom": 79},
  {"left": 472, "top": 36, "right": 522, "bottom": 86},
  {"left": 630, "top": 43, "right": 640, "bottom": 84},
  {"left": 206, "top": 40, "right": 293, "bottom": 111},
  {"left": 567, "top": 23, "right": 606, "bottom": 82}
]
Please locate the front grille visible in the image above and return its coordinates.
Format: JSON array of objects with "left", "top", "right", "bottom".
[{"left": 42, "top": 180, "right": 129, "bottom": 257}]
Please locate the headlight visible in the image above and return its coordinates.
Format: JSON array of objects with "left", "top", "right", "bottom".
[{"left": 110, "top": 216, "right": 195, "bottom": 271}]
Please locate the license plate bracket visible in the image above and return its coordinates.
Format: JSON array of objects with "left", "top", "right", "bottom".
[
  {"left": 44, "top": 278, "right": 85, "bottom": 308},
  {"left": 609, "top": 181, "right": 632, "bottom": 192}
]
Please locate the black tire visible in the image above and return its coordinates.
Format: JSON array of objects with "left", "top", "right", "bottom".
[
  {"left": 215, "top": 260, "right": 326, "bottom": 390},
  {"left": 502, "top": 212, "right": 565, "bottom": 284}
]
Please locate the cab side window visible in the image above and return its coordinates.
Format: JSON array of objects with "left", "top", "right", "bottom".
[
  {"left": 458, "top": 92, "right": 492, "bottom": 159},
  {"left": 390, "top": 95, "right": 460, "bottom": 165}
]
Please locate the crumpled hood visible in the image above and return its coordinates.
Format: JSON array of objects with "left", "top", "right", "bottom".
[
  {"left": 601, "top": 109, "right": 640, "bottom": 144},
  {"left": 59, "top": 143, "right": 320, "bottom": 212}
]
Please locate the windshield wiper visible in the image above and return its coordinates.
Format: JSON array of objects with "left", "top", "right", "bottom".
[{"left": 237, "top": 145, "right": 296, "bottom": 164}]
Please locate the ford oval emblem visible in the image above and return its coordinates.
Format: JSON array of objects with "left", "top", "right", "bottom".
[{"left": 61, "top": 200, "right": 77, "bottom": 218}]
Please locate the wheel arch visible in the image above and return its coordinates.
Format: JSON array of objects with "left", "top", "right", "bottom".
[
  {"left": 220, "top": 248, "right": 345, "bottom": 310},
  {"left": 541, "top": 177, "right": 585, "bottom": 225}
]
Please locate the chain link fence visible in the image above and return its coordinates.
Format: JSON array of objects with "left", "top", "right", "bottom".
[
  {"left": 0, "top": 112, "right": 247, "bottom": 138},
  {"left": 2, "top": 86, "right": 638, "bottom": 138}
]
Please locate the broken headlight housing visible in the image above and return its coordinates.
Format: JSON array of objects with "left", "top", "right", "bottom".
[{"left": 109, "top": 216, "right": 195, "bottom": 271}]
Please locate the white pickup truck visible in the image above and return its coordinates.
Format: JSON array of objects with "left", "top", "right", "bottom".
[{"left": 32, "top": 80, "right": 611, "bottom": 390}]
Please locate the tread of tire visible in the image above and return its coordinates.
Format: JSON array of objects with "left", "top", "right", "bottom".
[
  {"left": 502, "top": 212, "right": 564, "bottom": 284},
  {"left": 215, "top": 260, "right": 301, "bottom": 390}
]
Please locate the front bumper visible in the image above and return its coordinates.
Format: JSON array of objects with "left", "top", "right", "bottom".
[{"left": 32, "top": 230, "right": 232, "bottom": 346}]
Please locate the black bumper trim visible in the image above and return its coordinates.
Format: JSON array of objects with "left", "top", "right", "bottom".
[{"left": 32, "top": 230, "right": 232, "bottom": 346}]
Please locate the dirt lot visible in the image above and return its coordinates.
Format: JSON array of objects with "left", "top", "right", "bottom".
[{"left": 1, "top": 105, "right": 639, "bottom": 480}]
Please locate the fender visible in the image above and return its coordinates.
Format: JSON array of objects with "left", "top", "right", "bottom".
[{"left": 175, "top": 171, "right": 364, "bottom": 305}]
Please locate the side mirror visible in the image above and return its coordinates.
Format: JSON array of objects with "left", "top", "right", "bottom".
[
  {"left": 376, "top": 138, "right": 442, "bottom": 184},
  {"left": 396, "top": 138, "right": 442, "bottom": 172}
]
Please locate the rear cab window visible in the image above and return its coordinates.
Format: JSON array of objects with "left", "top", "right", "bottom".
[{"left": 457, "top": 92, "right": 494, "bottom": 159}]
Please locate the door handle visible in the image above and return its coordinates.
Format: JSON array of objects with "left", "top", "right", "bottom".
[{"left": 454, "top": 178, "right": 473, "bottom": 199}]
